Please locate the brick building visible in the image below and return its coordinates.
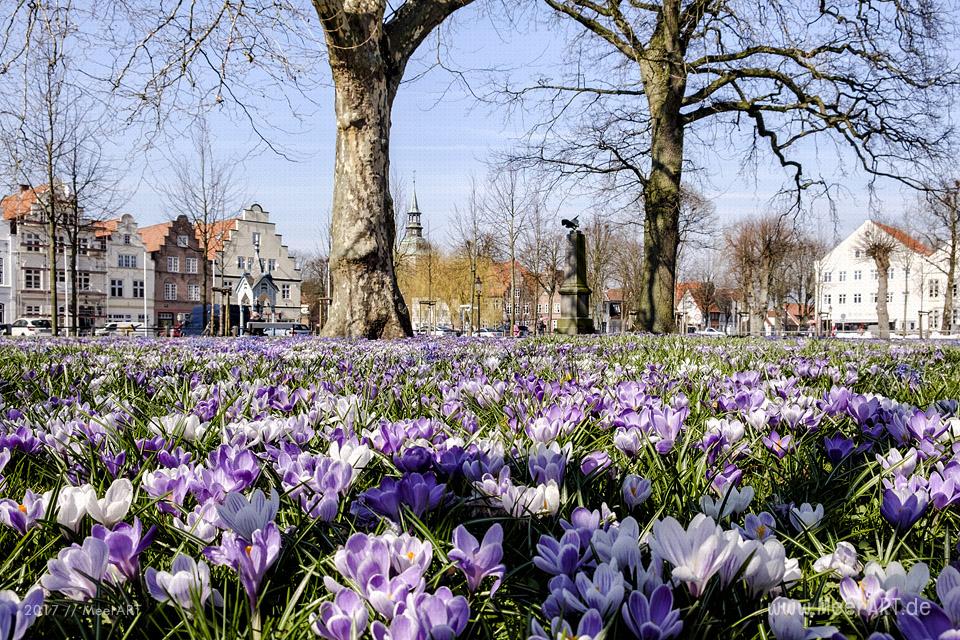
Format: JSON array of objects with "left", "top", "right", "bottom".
[{"left": 140, "top": 214, "right": 206, "bottom": 330}]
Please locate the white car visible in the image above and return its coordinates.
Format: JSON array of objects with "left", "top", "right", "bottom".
[
  {"left": 95, "top": 322, "right": 142, "bottom": 336},
  {"left": 696, "top": 327, "right": 725, "bottom": 336},
  {"left": 10, "top": 318, "right": 53, "bottom": 337}
]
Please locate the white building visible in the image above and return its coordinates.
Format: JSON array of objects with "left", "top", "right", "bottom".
[
  {"left": 815, "top": 220, "right": 951, "bottom": 335},
  {"left": 98, "top": 214, "right": 155, "bottom": 327},
  {"left": 208, "top": 204, "right": 302, "bottom": 322},
  {"left": 0, "top": 217, "right": 13, "bottom": 324}
]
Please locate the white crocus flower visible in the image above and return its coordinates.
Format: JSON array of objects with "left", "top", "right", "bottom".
[
  {"left": 789, "top": 503, "right": 824, "bottom": 531},
  {"left": 55, "top": 485, "right": 97, "bottom": 532},
  {"left": 85, "top": 478, "right": 133, "bottom": 528},
  {"left": 743, "top": 539, "right": 790, "bottom": 596},
  {"left": 863, "top": 561, "right": 929, "bottom": 597},
  {"left": 876, "top": 447, "right": 918, "bottom": 476},
  {"left": 328, "top": 439, "right": 372, "bottom": 474},
  {"left": 813, "top": 541, "right": 862, "bottom": 578},
  {"left": 767, "top": 597, "right": 840, "bottom": 640},
  {"left": 701, "top": 485, "right": 755, "bottom": 519},
  {"left": 501, "top": 481, "right": 560, "bottom": 517},
  {"left": 150, "top": 414, "right": 206, "bottom": 442}
]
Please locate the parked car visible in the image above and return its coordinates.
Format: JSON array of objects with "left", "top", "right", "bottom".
[
  {"left": 696, "top": 327, "right": 725, "bottom": 336},
  {"left": 246, "top": 321, "right": 311, "bottom": 336},
  {"left": 10, "top": 318, "right": 53, "bottom": 337},
  {"left": 477, "top": 327, "right": 503, "bottom": 337},
  {"left": 95, "top": 322, "right": 142, "bottom": 336}
]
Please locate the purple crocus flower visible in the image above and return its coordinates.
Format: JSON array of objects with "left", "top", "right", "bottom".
[
  {"left": 0, "top": 426, "right": 43, "bottom": 454},
  {"left": 527, "top": 443, "right": 569, "bottom": 485},
  {"left": 371, "top": 609, "right": 421, "bottom": 640},
  {"left": 646, "top": 406, "right": 686, "bottom": 454},
  {"left": 881, "top": 487, "right": 929, "bottom": 533},
  {"left": 41, "top": 537, "right": 112, "bottom": 601},
  {"left": 448, "top": 523, "right": 504, "bottom": 596},
  {"left": 621, "top": 585, "right": 683, "bottom": 640},
  {"left": 534, "top": 529, "right": 587, "bottom": 577},
  {"left": 739, "top": 512, "right": 777, "bottom": 541},
  {"left": 929, "top": 463, "right": 960, "bottom": 510},
  {"left": 91, "top": 518, "right": 156, "bottom": 582},
  {"left": 580, "top": 451, "right": 611, "bottom": 476},
  {"left": 530, "top": 609, "right": 603, "bottom": 640},
  {"left": 312, "top": 588, "right": 369, "bottom": 640},
  {"left": 216, "top": 488, "right": 279, "bottom": 542},
  {"left": 824, "top": 434, "right": 856, "bottom": 464},
  {"left": 0, "top": 586, "right": 44, "bottom": 640},
  {"left": 328, "top": 532, "right": 431, "bottom": 620},
  {"left": 762, "top": 431, "right": 794, "bottom": 459},
  {"left": 563, "top": 563, "right": 626, "bottom": 619},
  {"left": 622, "top": 475, "right": 653, "bottom": 510},
  {"left": 353, "top": 473, "right": 446, "bottom": 522},
  {"left": 896, "top": 598, "right": 956, "bottom": 640},
  {"left": 0, "top": 489, "right": 48, "bottom": 535},
  {"left": 142, "top": 465, "right": 193, "bottom": 514},
  {"left": 839, "top": 575, "right": 896, "bottom": 620},
  {"left": 204, "top": 521, "right": 282, "bottom": 609},
  {"left": 394, "top": 446, "right": 434, "bottom": 473},
  {"left": 414, "top": 587, "right": 469, "bottom": 640}
]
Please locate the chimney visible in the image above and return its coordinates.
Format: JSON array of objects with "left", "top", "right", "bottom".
[{"left": 18, "top": 184, "right": 29, "bottom": 192}]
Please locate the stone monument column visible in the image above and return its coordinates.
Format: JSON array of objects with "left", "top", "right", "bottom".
[{"left": 556, "top": 229, "right": 594, "bottom": 335}]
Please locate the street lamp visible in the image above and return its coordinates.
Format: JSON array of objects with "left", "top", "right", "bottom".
[{"left": 474, "top": 276, "right": 482, "bottom": 332}]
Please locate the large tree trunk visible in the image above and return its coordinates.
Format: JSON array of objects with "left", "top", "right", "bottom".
[
  {"left": 637, "top": 44, "right": 685, "bottom": 334},
  {"left": 322, "top": 61, "right": 411, "bottom": 339},
  {"left": 876, "top": 257, "right": 891, "bottom": 339},
  {"left": 750, "top": 271, "right": 769, "bottom": 337}
]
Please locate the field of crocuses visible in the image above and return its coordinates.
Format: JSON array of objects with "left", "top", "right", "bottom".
[{"left": 1, "top": 335, "right": 960, "bottom": 639}]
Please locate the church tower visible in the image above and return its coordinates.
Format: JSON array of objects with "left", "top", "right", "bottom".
[{"left": 399, "top": 176, "right": 431, "bottom": 258}]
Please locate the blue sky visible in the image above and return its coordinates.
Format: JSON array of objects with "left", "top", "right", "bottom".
[{"left": 114, "top": 4, "right": 936, "bottom": 255}]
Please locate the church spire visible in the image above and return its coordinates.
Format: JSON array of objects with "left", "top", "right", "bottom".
[
  {"left": 405, "top": 172, "right": 424, "bottom": 239},
  {"left": 409, "top": 172, "right": 421, "bottom": 215}
]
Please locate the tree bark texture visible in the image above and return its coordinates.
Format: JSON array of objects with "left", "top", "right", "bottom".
[
  {"left": 322, "top": 58, "right": 411, "bottom": 339},
  {"left": 875, "top": 257, "right": 891, "bottom": 339},
  {"left": 636, "top": 22, "right": 686, "bottom": 334}
]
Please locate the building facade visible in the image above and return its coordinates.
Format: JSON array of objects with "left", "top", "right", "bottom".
[
  {"left": 98, "top": 214, "right": 155, "bottom": 326},
  {"left": 815, "top": 220, "right": 946, "bottom": 335},
  {"left": 1, "top": 184, "right": 108, "bottom": 330},
  {"left": 141, "top": 215, "right": 206, "bottom": 329},
  {"left": 0, "top": 216, "right": 13, "bottom": 324},
  {"left": 211, "top": 204, "right": 302, "bottom": 322}
]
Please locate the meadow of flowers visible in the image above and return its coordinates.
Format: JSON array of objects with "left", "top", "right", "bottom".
[{"left": 0, "top": 335, "right": 958, "bottom": 639}]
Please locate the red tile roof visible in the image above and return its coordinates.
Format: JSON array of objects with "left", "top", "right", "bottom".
[
  {"left": 873, "top": 221, "right": 933, "bottom": 256},
  {"left": 139, "top": 222, "right": 172, "bottom": 253},
  {"left": 196, "top": 218, "right": 237, "bottom": 259},
  {"left": 94, "top": 218, "right": 121, "bottom": 238},
  {"left": 1, "top": 185, "right": 48, "bottom": 221},
  {"left": 606, "top": 288, "right": 623, "bottom": 302}
]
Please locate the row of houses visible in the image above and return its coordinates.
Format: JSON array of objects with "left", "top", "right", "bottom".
[
  {"left": 0, "top": 184, "right": 302, "bottom": 331},
  {"left": 673, "top": 219, "right": 957, "bottom": 336}
]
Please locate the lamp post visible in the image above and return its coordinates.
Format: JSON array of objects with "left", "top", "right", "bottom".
[{"left": 474, "top": 276, "right": 482, "bottom": 332}]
